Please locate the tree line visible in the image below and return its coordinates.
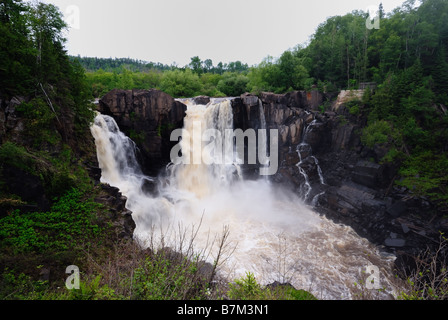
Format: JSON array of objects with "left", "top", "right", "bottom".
[
  {"left": 80, "top": 0, "right": 448, "bottom": 104},
  {"left": 77, "top": 55, "right": 251, "bottom": 98}
]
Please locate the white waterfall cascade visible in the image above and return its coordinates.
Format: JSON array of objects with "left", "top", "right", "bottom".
[
  {"left": 90, "top": 99, "right": 404, "bottom": 300},
  {"left": 296, "top": 117, "right": 326, "bottom": 204}
]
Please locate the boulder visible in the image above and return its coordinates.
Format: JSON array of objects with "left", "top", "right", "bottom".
[
  {"left": 193, "top": 96, "right": 210, "bottom": 105},
  {"left": 384, "top": 238, "right": 406, "bottom": 247},
  {"left": 352, "top": 160, "right": 383, "bottom": 189}
]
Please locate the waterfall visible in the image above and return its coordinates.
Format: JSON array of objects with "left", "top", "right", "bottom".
[
  {"left": 296, "top": 117, "right": 326, "bottom": 204},
  {"left": 90, "top": 99, "right": 403, "bottom": 300},
  {"left": 168, "top": 98, "right": 241, "bottom": 198},
  {"left": 296, "top": 143, "right": 312, "bottom": 201},
  {"left": 258, "top": 100, "right": 268, "bottom": 179},
  {"left": 311, "top": 156, "right": 326, "bottom": 185},
  {"left": 90, "top": 113, "right": 152, "bottom": 194}
]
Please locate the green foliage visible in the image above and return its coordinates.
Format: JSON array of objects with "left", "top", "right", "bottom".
[
  {"left": 15, "top": 97, "right": 60, "bottom": 147},
  {"left": 361, "top": 120, "right": 401, "bottom": 149},
  {"left": 0, "top": 141, "right": 38, "bottom": 174},
  {"left": 131, "top": 252, "right": 209, "bottom": 300},
  {"left": 0, "top": 267, "right": 54, "bottom": 300},
  {"left": 282, "top": 287, "right": 318, "bottom": 300},
  {"left": 159, "top": 69, "right": 203, "bottom": 98},
  {"left": 396, "top": 152, "right": 448, "bottom": 206},
  {"left": 216, "top": 72, "right": 249, "bottom": 97},
  {"left": 0, "top": 141, "right": 93, "bottom": 200},
  {"left": 346, "top": 100, "right": 361, "bottom": 116},
  {"left": 227, "top": 272, "right": 317, "bottom": 300},
  {"left": 0, "top": 188, "right": 102, "bottom": 253},
  {"left": 67, "top": 275, "right": 117, "bottom": 300},
  {"left": 129, "top": 129, "right": 145, "bottom": 144},
  {"left": 73, "top": 56, "right": 172, "bottom": 73},
  {"left": 0, "top": 0, "right": 94, "bottom": 141},
  {"left": 81, "top": 56, "right": 249, "bottom": 98},
  {"left": 228, "top": 272, "right": 264, "bottom": 300},
  {"left": 0, "top": 0, "right": 36, "bottom": 97},
  {"left": 246, "top": 53, "right": 311, "bottom": 94}
]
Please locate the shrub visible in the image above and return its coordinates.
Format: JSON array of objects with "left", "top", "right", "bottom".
[
  {"left": 216, "top": 72, "right": 249, "bottom": 97},
  {"left": 227, "top": 272, "right": 317, "bottom": 300},
  {"left": 131, "top": 252, "right": 209, "bottom": 300},
  {"left": 228, "top": 272, "right": 264, "bottom": 300},
  {"left": 361, "top": 120, "right": 399, "bottom": 148},
  {"left": 397, "top": 233, "right": 448, "bottom": 300}
]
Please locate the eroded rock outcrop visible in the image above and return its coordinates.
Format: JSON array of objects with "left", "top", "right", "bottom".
[
  {"left": 98, "top": 89, "right": 187, "bottom": 174},
  {"left": 94, "top": 184, "right": 136, "bottom": 240}
]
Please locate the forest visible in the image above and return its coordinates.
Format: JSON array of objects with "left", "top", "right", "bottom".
[{"left": 0, "top": 0, "right": 447, "bottom": 301}]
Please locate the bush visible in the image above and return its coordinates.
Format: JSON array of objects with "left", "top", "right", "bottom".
[
  {"left": 361, "top": 120, "right": 401, "bottom": 149},
  {"left": 347, "top": 100, "right": 361, "bottom": 115},
  {"left": 228, "top": 272, "right": 264, "bottom": 300},
  {"left": 227, "top": 272, "right": 317, "bottom": 300},
  {"left": 131, "top": 252, "right": 209, "bottom": 300}
]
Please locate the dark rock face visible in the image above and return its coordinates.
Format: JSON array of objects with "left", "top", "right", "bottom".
[
  {"left": 1, "top": 96, "right": 26, "bottom": 144},
  {"left": 231, "top": 90, "right": 448, "bottom": 269},
  {"left": 94, "top": 184, "right": 136, "bottom": 240},
  {"left": 98, "top": 89, "right": 187, "bottom": 174}
]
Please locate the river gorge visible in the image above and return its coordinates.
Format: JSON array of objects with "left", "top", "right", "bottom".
[{"left": 88, "top": 89, "right": 448, "bottom": 299}]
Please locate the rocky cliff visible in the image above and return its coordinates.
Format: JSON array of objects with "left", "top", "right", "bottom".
[
  {"left": 231, "top": 90, "right": 448, "bottom": 270},
  {"left": 98, "top": 89, "right": 186, "bottom": 175}
]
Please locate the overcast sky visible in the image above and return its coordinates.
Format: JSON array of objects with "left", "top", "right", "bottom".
[{"left": 39, "top": 0, "right": 407, "bottom": 67}]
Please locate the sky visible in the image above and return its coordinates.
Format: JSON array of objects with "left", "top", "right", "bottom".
[{"left": 39, "top": 0, "right": 407, "bottom": 67}]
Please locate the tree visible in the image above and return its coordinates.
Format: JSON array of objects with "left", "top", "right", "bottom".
[
  {"left": 189, "top": 56, "right": 203, "bottom": 75},
  {"left": 160, "top": 69, "right": 203, "bottom": 98},
  {"left": 247, "top": 56, "right": 281, "bottom": 93},
  {"left": 0, "top": 0, "right": 35, "bottom": 97},
  {"left": 278, "top": 50, "right": 309, "bottom": 91},
  {"left": 216, "top": 72, "right": 249, "bottom": 97},
  {"left": 203, "top": 59, "right": 213, "bottom": 73}
]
